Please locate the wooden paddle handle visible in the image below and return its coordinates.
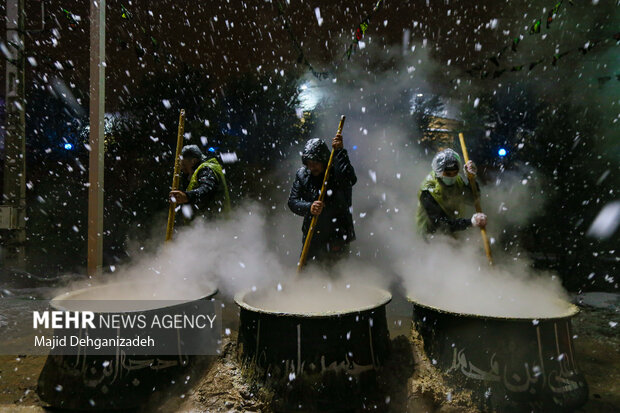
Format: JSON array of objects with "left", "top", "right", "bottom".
[
  {"left": 297, "top": 115, "right": 346, "bottom": 273},
  {"left": 458, "top": 133, "right": 493, "bottom": 265},
  {"left": 165, "top": 109, "right": 186, "bottom": 242}
]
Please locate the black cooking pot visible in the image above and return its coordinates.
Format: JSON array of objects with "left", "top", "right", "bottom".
[
  {"left": 409, "top": 297, "right": 588, "bottom": 412},
  {"left": 235, "top": 285, "right": 392, "bottom": 412},
  {"left": 37, "top": 281, "right": 218, "bottom": 410}
]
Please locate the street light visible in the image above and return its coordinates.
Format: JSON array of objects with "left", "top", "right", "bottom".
[{"left": 298, "top": 82, "right": 322, "bottom": 111}]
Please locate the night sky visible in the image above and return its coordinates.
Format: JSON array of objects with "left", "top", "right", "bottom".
[{"left": 1, "top": 0, "right": 617, "bottom": 110}]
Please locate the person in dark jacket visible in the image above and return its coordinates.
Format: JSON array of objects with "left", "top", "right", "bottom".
[
  {"left": 288, "top": 133, "right": 357, "bottom": 264},
  {"left": 416, "top": 148, "right": 486, "bottom": 237},
  {"left": 169, "top": 145, "right": 231, "bottom": 222}
]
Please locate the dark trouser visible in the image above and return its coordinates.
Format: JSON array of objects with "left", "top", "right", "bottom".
[{"left": 303, "top": 238, "right": 350, "bottom": 269}]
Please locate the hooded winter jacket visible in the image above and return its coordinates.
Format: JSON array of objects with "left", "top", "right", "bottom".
[
  {"left": 181, "top": 157, "right": 231, "bottom": 221},
  {"left": 288, "top": 139, "right": 357, "bottom": 256},
  {"left": 416, "top": 171, "right": 476, "bottom": 235}
]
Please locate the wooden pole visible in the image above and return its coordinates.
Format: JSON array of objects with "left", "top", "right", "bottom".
[
  {"left": 458, "top": 133, "right": 493, "bottom": 265},
  {"left": 165, "top": 110, "right": 186, "bottom": 242},
  {"left": 297, "top": 115, "right": 346, "bottom": 273},
  {"left": 87, "top": 0, "right": 106, "bottom": 277}
]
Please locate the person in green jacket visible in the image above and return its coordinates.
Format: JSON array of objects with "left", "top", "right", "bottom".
[
  {"left": 416, "top": 148, "right": 487, "bottom": 237},
  {"left": 168, "top": 145, "right": 231, "bottom": 221}
]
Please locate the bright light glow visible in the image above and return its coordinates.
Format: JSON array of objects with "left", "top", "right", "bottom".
[
  {"left": 498, "top": 148, "right": 507, "bottom": 157},
  {"left": 298, "top": 81, "right": 323, "bottom": 111},
  {"left": 64, "top": 143, "right": 74, "bottom": 150},
  {"left": 208, "top": 147, "right": 216, "bottom": 152}
]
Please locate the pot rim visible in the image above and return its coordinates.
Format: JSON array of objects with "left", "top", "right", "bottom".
[
  {"left": 407, "top": 295, "right": 579, "bottom": 321},
  {"left": 234, "top": 285, "right": 392, "bottom": 318},
  {"left": 50, "top": 281, "right": 218, "bottom": 313}
]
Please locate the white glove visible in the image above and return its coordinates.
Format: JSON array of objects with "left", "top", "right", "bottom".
[
  {"left": 464, "top": 160, "right": 477, "bottom": 177},
  {"left": 471, "top": 213, "right": 487, "bottom": 227}
]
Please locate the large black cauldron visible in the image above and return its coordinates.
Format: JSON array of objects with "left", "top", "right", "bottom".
[
  {"left": 409, "top": 297, "right": 588, "bottom": 412},
  {"left": 235, "top": 284, "right": 391, "bottom": 411},
  {"left": 37, "top": 281, "right": 217, "bottom": 410}
]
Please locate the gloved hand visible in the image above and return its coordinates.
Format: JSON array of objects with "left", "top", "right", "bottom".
[
  {"left": 464, "top": 160, "right": 477, "bottom": 177},
  {"left": 471, "top": 213, "right": 487, "bottom": 227}
]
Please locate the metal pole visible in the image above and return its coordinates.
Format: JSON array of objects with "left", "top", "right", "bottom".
[
  {"left": 87, "top": 0, "right": 105, "bottom": 277},
  {"left": 2, "top": 0, "right": 27, "bottom": 267}
]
